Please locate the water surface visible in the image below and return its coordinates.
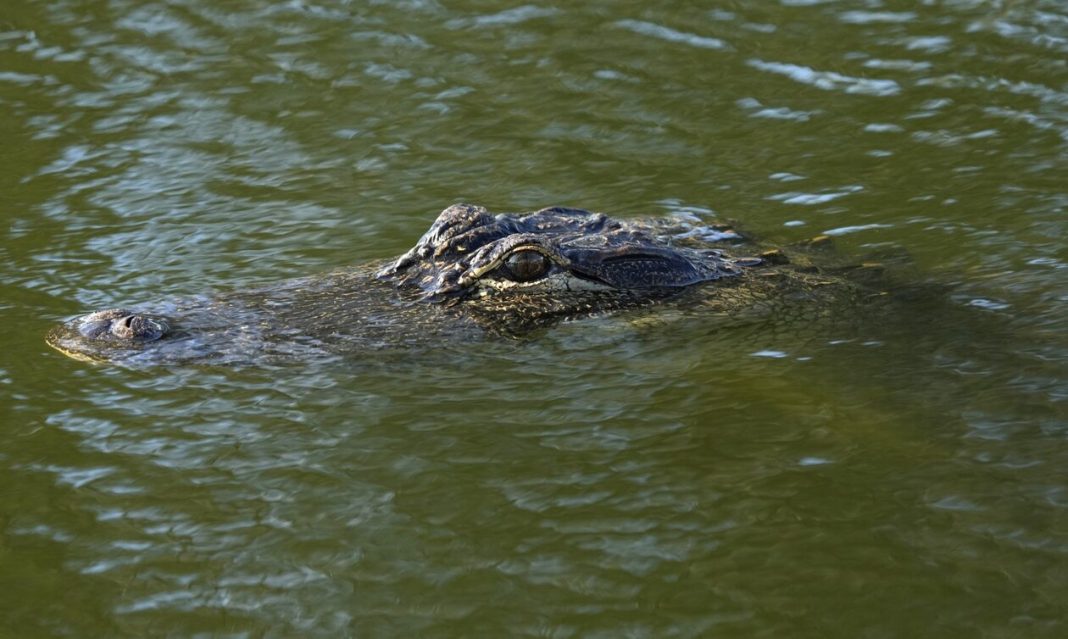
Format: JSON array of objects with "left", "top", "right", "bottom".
[{"left": 2, "top": 1, "right": 1067, "bottom": 636}]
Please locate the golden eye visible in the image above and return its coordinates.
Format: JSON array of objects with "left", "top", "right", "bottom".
[{"left": 501, "top": 250, "right": 550, "bottom": 282}]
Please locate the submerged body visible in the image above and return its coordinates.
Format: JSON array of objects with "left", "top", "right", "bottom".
[{"left": 47, "top": 204, "right": 883, "bottom": 365}]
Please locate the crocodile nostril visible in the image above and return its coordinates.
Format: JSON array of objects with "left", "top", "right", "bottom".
[{"left": 109, "top": 313, "right": 170, "bottom": 342}]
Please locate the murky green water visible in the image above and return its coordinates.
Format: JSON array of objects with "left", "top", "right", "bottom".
[{"left": 3, "top": 0, "right": 1067, "bottom": 636}]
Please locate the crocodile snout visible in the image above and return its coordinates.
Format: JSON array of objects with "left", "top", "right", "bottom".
[{"left": 76, "top": 308, "right": 170, "bottom": 342}]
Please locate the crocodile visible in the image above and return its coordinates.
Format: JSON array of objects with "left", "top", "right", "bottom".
[{"left": 46, "top": 203, "right": 882, "bottom": 365}]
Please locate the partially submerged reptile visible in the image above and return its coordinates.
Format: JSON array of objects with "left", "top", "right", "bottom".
[{"left": 46, "top": 203, "right": 886, "bottom": 365}]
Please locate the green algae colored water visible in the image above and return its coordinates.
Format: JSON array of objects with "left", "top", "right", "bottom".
[{"left": 2, "top": 1, "right": 1066, "bottom": 636}]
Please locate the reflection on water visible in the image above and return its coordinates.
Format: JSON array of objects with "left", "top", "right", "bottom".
[{"left": 2, "top": 0, "right": 1067, "bottom": 636}]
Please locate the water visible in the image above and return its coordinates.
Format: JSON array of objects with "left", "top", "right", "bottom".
[{"left": 3, "top": 0, "right": 1067, "bottom": 636}]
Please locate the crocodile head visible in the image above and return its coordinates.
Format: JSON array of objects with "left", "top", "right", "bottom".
[
  {"left": 47, "top": 203, "right": 752, "bottom": 362},
  {"left": 377, "top": 203, "right": 746, "bottom": 330}
]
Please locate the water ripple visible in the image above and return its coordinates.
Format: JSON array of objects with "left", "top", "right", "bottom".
[
  {"left": 748, "top": 59, "right": 900, "bottom": 96},
  {"left": 615, "top": 19, "right": 730, "bottom": 51}
]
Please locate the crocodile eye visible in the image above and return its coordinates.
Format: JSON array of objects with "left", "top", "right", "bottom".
[{"left": 501, "top": 250, "right": 550, "bottom": 282}]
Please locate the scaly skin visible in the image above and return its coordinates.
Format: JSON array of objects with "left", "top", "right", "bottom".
[{"left": 46, "top": 203, "right": 882, "bottom": 365}]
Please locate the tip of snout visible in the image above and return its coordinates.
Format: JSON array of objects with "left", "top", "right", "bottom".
[{"left": 74, "top": 308, "right": 170, "bottom": 342}]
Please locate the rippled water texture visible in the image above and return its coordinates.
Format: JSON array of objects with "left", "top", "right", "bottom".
[{"left": 3, "top": 1, "right": 1067, "bottom": 636}]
